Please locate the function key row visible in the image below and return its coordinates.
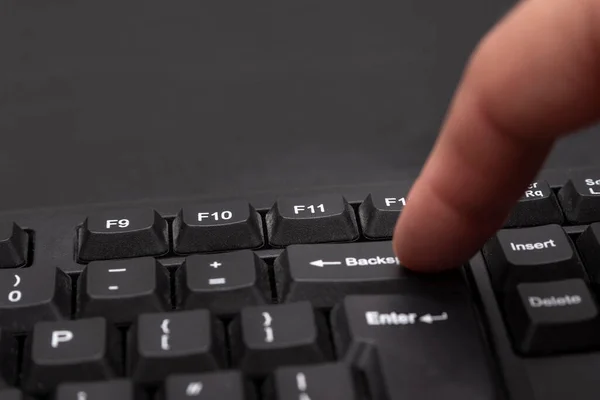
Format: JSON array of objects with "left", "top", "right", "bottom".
[{"left": 77, "top": 192, "right": 409, "bottom": 262}]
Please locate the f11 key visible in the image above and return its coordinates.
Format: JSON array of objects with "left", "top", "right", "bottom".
[{"left": 266, "top": 194, "right": 359, "bottom": 247}]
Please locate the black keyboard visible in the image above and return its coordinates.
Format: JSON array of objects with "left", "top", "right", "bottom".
[{"left": 2, "top": 167, "right": 600, "bottom": 400}]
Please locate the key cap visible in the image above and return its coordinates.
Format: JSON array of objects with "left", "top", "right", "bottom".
[
  {"left": 230, "top": 302, "right": 332, "bottom": 377},
  {"left": 77, "top": 258, "right": 170, "bottom": 323},
  {"left": 173, "top": 201, "right": 264, "bottom": 254},
  {"left": 0, "top": 389, "right": 23, "bottom": 400},
  {"left": 23, "top": 317, "right": 120, "bottom": 394},
  {"left": 265, "top": 363, "right": 357, "bottom": 400},
  {"left": 162, "top": 371, "right": 248, "bottom": 400},
  {"left": 78, "top": 208, "right": 169, "bottom": 261},
  {"left": 130, "top": 310, "right": 225, "bottom": 384},
  {"left": 0, "top": 267, "right": 71, "bottom": 332},
  {"left": 0, "top": 329, "right": 18, "bottom": 387},
  {"left": 331, "top": 292, "right": 498, "bottom": 399},
  {"left": 483, "top": 225, "right": 586, "bottom": 292},
  {"left": 275, "top": 241, "right": 459, "bottom": 308},
  {"left": 558, "top": 172, "right": 600, "bottom": 223},
  {"left": 575, "top": 223, "right": 600, "bottom": 286},
  {"left": 176, "top": 251, "right": 269, "bottom": 317},
  {"left": 504, "top": 181, "right": 564, "bottom": 227},
  {"left": 358, "top": 185, "right": 410, "bottom": 239},
  {"left": 0, "top": 222, "right": 28, "bottom": 268},
  {"left": 505, "top": 279, "right": 600, "bottom": 355},
  {"left": 265, "top": 194, "right": 359, "bottom": 247},
  {"left": 55, "top": 380, "right": 136, "bottom": 400}
]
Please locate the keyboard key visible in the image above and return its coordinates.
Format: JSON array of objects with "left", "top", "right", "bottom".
[
  {"left": 265, "top": 363, "right": 357, "bottom": 400},
  {"left": 229, "top": 302, "right": 333, "bottom": 377},
  {"left": 130, "top": 310, "right": 225, "bottom": 384},
  {"left": 0, "top": 222, "right": 28, "bottom": 268},
  {"left": 56, "top": 380, "right": 136, "bottom": 400},
  {"left": 173, "top": 201, "right": 264, "bottom": 254},
  {"left": 0, "top": 389, "right": 23, "bottom": 400},
  {"left": 575, "top": 223, "right": 600, "bottom": 285},
  {"left": 275, "top": 241, "right": 457, "bottom": 308},
  {"left": 77, "top": 258, "right": 171, "bottom": 323},
  {"left": 23, "top": 318, "right": 120, "bottom": 394},
  {"left": 0, "top": 329, "right": 18, "bottom": 387},
  {"left": 358, "top": 185, "right": 410, "bottom": 239},
  {"left": 265, "top": 194, "right": 359, "bottom": 247},
  {"left": 558, "top": 172, "right": 600, "bottom": 223},
  {"left": 505, "top": 279, "right": 600, "bottom": 355},
  {"left": 176, "top": 251, "right": 269, "bottom": 317},
  {"left": 0, "top": 267, "right": 71, "bottom": 332},
  {"left": 483, "top": 225, "right": 586, "bottom": 291},
  {"left": 78, "top": 208, "right": 169, "bottom": 261},
  {"left": 504, "top": 181, "right": 564, "bottom": 227},
  {"left": 331, "top": 293, "right": 498, "bottom": 399},
  {"left": 163, "top": 371, "right": 248, "bottom": 400}
]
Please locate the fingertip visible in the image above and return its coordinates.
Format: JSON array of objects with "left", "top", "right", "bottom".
[{"left": 392, "top": 206, "right": 462, "bottom": 273}]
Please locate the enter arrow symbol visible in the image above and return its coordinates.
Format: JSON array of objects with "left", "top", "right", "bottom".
[
  {"left": 309, "top": 260, "right": 342, "bottom": 267},
  {"left": 419, "top": 312, "right": 448, "bottom": 324}
]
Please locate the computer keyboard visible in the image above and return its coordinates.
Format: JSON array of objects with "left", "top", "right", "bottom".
[{"left": 2, "top": 167, "right": 600, "bottom": 399}]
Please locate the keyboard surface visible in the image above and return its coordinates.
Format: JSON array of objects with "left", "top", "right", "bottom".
[{"left": 1, "top": 167, "right": 600, "bottom": 399}]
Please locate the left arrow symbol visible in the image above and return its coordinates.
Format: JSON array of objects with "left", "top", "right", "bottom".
[{"left": 309, "top": 260, "right": 342, "bottom": 267}]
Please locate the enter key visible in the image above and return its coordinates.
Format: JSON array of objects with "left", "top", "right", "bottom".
[{"left": 331, "top": 290, "right": 501, "bottom": 399}]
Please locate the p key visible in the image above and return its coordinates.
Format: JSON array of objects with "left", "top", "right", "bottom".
[
  {"left": 23, "top": 318, "right": 120, "bottom": 395},
  {"left": 0, "top": 267, "right": 71, "bottom": 332},
  {"left": 173, "top": 201, "right": 264, "bottom": 254},
  {"left": 78, "top": 208, "right": 169, "bottom": 261},
  {"left": 266, "top": 194, "right": 359, "bottom": 247}
]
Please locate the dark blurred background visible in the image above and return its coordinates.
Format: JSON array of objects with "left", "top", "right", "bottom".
[{"left": 1, "top": 0, "right": 598, "bottom": 211}]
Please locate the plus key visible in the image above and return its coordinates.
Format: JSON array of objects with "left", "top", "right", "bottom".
[{"left": 176, "top": 251, "right": 269, "bottom": 317}]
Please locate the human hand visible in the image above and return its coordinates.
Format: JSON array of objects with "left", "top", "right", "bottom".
[{"left": 393, "top": 0, "right": 600, "bottom": 271}]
